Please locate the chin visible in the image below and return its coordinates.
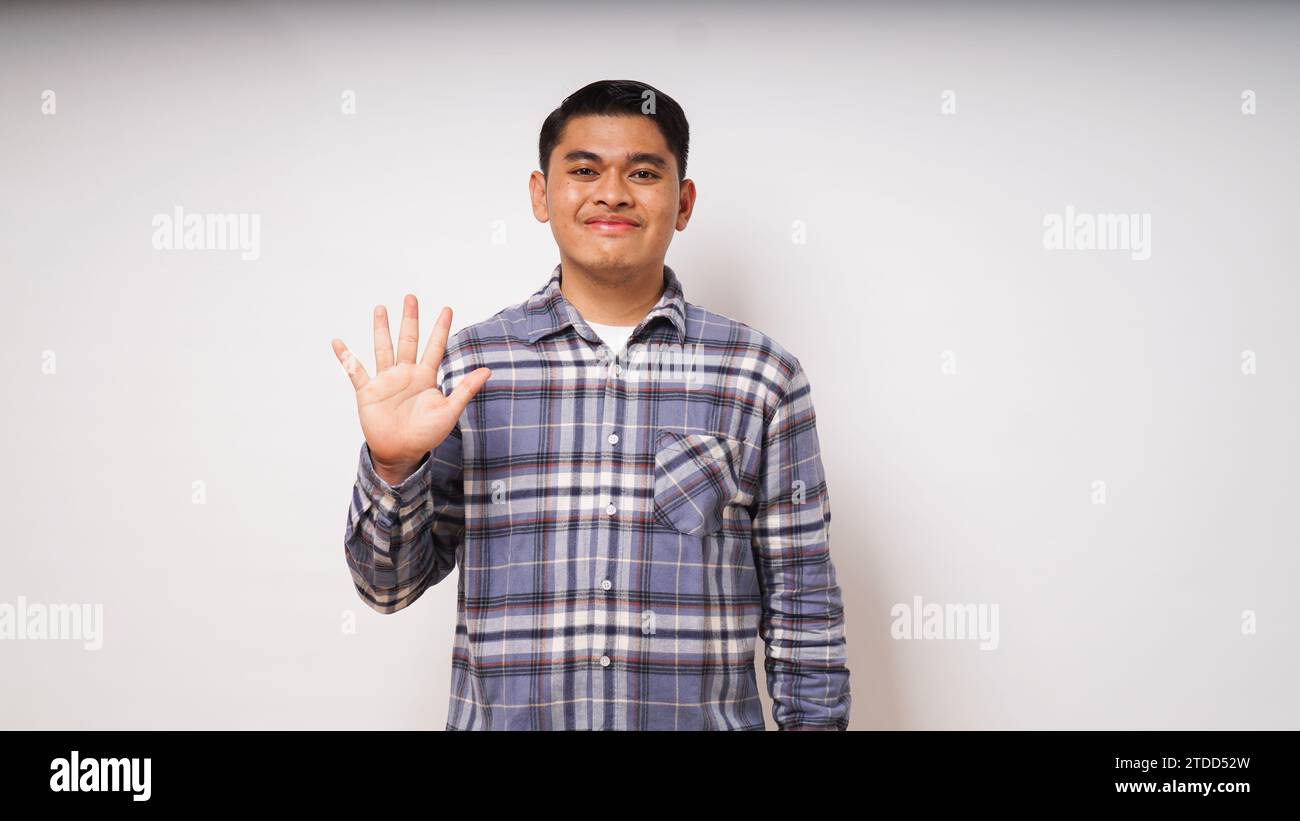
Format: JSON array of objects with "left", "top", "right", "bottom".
[{"left": 575, "top": 253, "right": 639, "bottom": 279}]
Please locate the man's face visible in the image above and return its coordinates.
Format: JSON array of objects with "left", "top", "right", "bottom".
[{"left": 530, "top": 114, "right": 695, "bottom": 281}]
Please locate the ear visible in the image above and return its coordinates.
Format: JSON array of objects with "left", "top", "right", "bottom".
[
  {"left": 675, "top": 178, "right": 697, "bottom": 231},
  {"left": 529, "top": 170, "right": 550, "bottom": 223}
]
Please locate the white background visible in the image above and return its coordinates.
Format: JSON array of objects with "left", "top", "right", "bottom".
[{"left": 1, "top": 1, "right": 1296, "bottom": 729}]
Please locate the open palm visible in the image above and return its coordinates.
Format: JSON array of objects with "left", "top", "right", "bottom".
[{"left": 332, "top": 295, "right": 491, "bottom": 482}]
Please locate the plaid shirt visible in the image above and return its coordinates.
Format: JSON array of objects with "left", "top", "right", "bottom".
[{"left": 344, "top": 264, "right": 851, "bottom": 730}]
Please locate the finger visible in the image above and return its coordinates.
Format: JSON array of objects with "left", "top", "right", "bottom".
[
  {"left": 419, "top": 305, "right": 451, "bottom": 370},
  {"left": 372, "top": 305, "right": 395, "bottom": 372},
  {"left": 331, "top": 338, "right": 371, "bottom": 391},
  {"left": 445, "top": 366, "right": 492, "bottom": 416},
  {"left": 396, "top": 294, "right": 419, "bottom": 364}
]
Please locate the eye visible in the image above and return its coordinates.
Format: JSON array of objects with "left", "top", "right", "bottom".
[
  {"left": 571, "top": 167, "right": 596, "bottom": 176},
  {"left": 633, "top": 170, "right": 660, "bottom": 179}
]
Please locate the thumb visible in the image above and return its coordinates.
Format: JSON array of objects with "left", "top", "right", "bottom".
[{"left": 446, "top": 367, "right": 493, "bottom": 416}]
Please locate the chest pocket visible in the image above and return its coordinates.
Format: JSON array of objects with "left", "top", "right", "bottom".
[{"left": 652, "top": 429, "right": 747, "bottom": 536}]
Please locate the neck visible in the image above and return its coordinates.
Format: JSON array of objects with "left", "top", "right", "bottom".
[{"left": 558, "top": 258, "right": 665, "bottom": 326}]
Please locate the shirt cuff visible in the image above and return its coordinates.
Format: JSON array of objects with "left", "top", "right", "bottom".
[
  {"left": 357, "top": 442, "right": 433, "bottom": 512},
  {"left": 780, "top": 723, "right": 848, "bottom": 731}
]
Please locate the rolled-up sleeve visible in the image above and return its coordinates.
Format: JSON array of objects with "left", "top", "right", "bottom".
[{"left": 749, "top": 356, "right": 851, "bottom": 730}]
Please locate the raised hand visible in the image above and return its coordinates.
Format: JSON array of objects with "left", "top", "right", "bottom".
[{"left": 332, "top": 295, "right": 491, "bottom": 485}]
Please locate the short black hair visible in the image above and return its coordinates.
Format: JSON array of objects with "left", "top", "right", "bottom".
[{"left": 538, "top": 79, "right": 690, "bottom": 183}]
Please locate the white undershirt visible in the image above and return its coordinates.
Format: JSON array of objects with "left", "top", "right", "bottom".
[{"left": 586, "top": 321, "right": 636, "bottom": 356}]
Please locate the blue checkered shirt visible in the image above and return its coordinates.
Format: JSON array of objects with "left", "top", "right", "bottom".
[{"left": 344, "top": 264, "right": 851, "bottom": 730}]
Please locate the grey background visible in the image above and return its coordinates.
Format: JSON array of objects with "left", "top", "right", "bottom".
[{"left": 1, "top": 1, "right": 1296, "bottom": 729}]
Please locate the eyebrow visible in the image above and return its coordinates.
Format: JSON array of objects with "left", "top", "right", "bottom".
[{"left": 562, "top": 150, "right": 669, "bottom": 171}]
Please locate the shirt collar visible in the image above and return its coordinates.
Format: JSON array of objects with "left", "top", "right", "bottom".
[{"left": 523, "top": 262, "right": 687, "bottom": 346}]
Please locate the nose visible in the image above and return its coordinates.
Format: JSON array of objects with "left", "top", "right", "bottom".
[{"left": 593, "top": 169, "right": 633, "bottom": 210}]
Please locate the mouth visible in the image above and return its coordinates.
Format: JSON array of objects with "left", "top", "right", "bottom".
[{"left": 585, "top": 217, "right": 640, "bottom": 233}]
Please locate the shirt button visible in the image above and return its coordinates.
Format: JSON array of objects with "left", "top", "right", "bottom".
[
  {"left": 601, "top": 579, "right": 612, "bottom": 591},
  {"left": 611, "top": 364, "right": 622, "bottom": 377},
  {"left": 607, "top": 432, "right": 619, "bottom": 445},
  {"left": 605, "top": 503, "right": 617, "bottom": 516},
  {"left": 599, "top": 655, "right": 611, "bottom": 667}
]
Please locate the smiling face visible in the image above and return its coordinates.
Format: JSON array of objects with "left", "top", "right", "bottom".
[{"left": 530, "top": 114, "right": 696, "bottom": 284}]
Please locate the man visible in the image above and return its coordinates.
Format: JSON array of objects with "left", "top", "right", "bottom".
[{"left": 330, "top": 80, "right": 850, "bottom": 730}]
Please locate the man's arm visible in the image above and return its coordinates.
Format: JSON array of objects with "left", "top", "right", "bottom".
[
  {"left": 343, "top": 360, "right": 467, "bottom": 614},
  {"left": 332, "top": 298, "right": 487, "bottom": 615},
  {"left": 750, "top": 356, "right": 851, "bottom": 730}
]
